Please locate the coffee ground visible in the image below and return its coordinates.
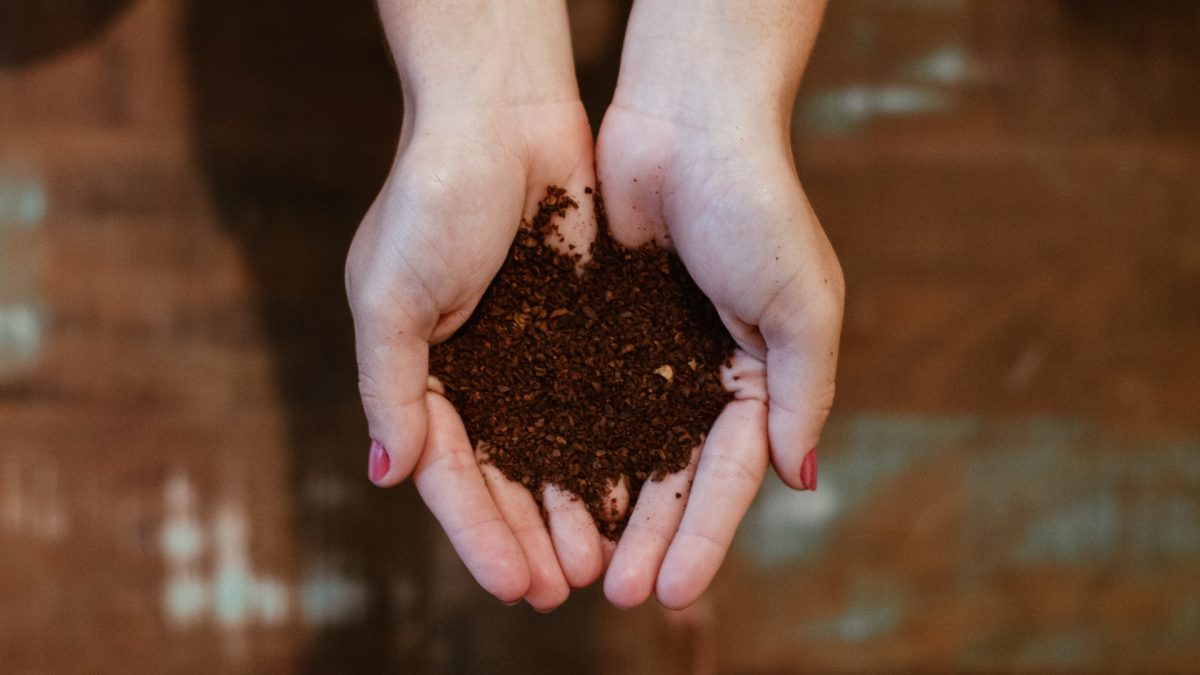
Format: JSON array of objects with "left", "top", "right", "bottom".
[{"left": 430, "top": 186, "right": 734, "bottom": 538}]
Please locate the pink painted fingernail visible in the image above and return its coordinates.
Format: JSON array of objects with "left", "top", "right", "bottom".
[
  {"left": 800, "top": 448, "right": 817, "bottom": 491},
  {"left": 369, "top": 440, "right": 390, "bottom": 484}
]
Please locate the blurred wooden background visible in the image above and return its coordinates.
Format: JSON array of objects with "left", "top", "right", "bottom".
[{"left": 1, "top": 0, "right": 1198, "bottom": 672}]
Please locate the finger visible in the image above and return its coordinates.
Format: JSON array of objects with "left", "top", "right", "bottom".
[
  {"left": 599, "top": 475, "right": 630, "bottom": 521},
  {"left": 594, "top": 113, "right": 672, "bottom": 248},
  {"left": 604, "top": 444, "right": 701, "bottom": 609},
  {"left": 593, "top": 476, "right": 631, "bottom": 543},
  {"left": 478, "top": 460, "right": 571, "bottom": 612},
  {"left": 596, "top": 482, "right": 621, "bottom": 567},
  {"left": 721, "top": 349, "right": 768, "bottom": 402},
  {"left": 526, "top": 109, "right": 601, "bottom": 264},
  {"left": 355, "top": 323, "right": 430, "bottom": 486},
  {"left": 656, "top": 398, "right": 769, "bottom": 610},
  {"left": 544, "top": 485, "right": 605, "bottom": 588},
  {"left": 413, "top": 394, "right": 530, "bottom": 603},
  {"left": 759, "top": 270, "right": 841, "bottom": 490},
  {"left": 532, "top": 179, "right": 598, "bottom": 266},
  {"left": 601, "top": 536, "right": 618, "bottom": 567}
]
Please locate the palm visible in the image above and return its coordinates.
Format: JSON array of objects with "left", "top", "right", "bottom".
[
  {"left": 595, "top": 104, "right": 843, "bottom": 608},
  {"left": 347, "top": 101, "right": 608, "bottom": 610}
]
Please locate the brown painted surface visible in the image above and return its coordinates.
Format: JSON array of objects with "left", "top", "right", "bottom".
[{"left": 1, "top": 0, "right": 1197, "bottom": 672}]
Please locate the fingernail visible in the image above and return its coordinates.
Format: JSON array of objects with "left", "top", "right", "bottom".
[
  {"left": 800, "top": 448, "right": 817, "bottom": 491},
  {"left": 369, "top": 440, "right": 390, "bottom": 484}
]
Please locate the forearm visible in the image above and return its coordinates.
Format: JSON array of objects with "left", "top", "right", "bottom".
[
  {"left": 378, "top": 0, "right": 580, "bottom": 112},
  {"left": 614, "top": 0, "right": 826, "bottom": 129}
]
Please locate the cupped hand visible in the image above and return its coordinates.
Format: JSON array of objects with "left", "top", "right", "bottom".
[
  {"left": 346, "top": 101, "right": 609, "bottom": 611},
  {"left": 594, "top": 99, "right": 844, "bottom": 609}
]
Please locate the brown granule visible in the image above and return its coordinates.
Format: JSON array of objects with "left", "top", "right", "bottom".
[{"left": 430, "top": 186, "right": 734, "bottom": 538}]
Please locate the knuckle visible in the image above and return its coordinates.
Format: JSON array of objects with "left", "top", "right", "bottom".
[
  {"left": 356, "top": 368, "right": 396, "bottom": 416},
  {"left": 699, "top": 451, "right": 762, "bottom": 486},
  {"left": 811, "top": 382, "right": 836, "bottom": 419},
  {"left": 424, "top": 448, "right": 480, "bottom": 477}
]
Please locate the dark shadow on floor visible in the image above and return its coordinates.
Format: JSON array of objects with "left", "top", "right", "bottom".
[
  {"left": 183, "top": 0, "right": 628, "bottom": 671},
  {"left": 0, "top": 0, "right": 133, "bottom": 67},
  {"left": 183, "top": 1, "right": 423, "bottom": 671}
]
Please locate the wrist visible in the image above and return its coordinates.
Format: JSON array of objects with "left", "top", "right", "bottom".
[
  {"left": 400, "top": 99, "right": 591, "bottom": 186},
  {"left": 612, "top": 0, "right": 825, "bottom": 131},
  {"left": 380, "top": 0, "right": 580, "bottom": 111}
]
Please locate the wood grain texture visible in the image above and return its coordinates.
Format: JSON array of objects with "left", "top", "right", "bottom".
[{"left": 1, "top": 0, "right": 1197, "bottom": 672}]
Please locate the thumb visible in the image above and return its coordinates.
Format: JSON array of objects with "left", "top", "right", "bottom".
[
  {"left": 760, "top": 259, "right": 842, "bottom": 491},
  {"left": 354, "top": 318, "right": 430, "bottom": 487},
  {"left": 347, "top": 222, "right": 436, "bottom": 486}
]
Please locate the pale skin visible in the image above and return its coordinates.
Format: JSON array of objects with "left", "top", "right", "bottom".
[{"left": 346, "top": 0, "right": 842, "bottom": 611}]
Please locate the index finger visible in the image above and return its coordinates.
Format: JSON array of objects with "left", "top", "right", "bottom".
[
  {"left": 414, "top": 393, "right": 531, "bottom": 603},
  {"left": 655, "top": 396, "right": 769, "bottom": 610}
]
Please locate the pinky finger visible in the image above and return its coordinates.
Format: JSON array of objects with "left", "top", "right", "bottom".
[{"left": 656, "top": 398, "right": 769, "bottom": 609}]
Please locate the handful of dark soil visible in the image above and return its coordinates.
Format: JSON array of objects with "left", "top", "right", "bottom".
[{"left": 430, "top": 186, "right": 734, "bottom": 538}]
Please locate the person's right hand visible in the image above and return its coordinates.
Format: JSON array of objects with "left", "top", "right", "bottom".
[{"left": 347, "top": 0, "right": 608, "bottom": 612}]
